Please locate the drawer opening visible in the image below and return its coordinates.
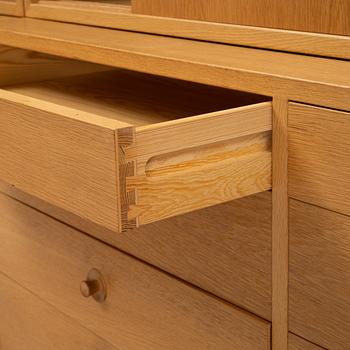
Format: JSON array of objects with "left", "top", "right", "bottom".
[
  {"left": 3, "top": 69, "right": 269, "bottom": 127},
  {"left": 0, "top": 66, "right": 272, "bottom": 232}
]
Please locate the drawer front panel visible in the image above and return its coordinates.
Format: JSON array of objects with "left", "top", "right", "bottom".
[
  {"left": 289, "top": 333, "right": 325, "bottom": 350},
  {"left": 0, "top": 193, "right": 271, "bottom": 350},
  {"left": 0, "top": 272, "right": 117, "bottom": 350},
  {"left": 289, "top": 199, "right": 350, "bottom": 350},
  {"left": 0, "top": 181, "right": 272, "bottom": 320},
  {"left": 0, "top": 90, "right": 129, "bottom": 232},
  {"left": 105, "top": 191, "right": 272, "bottom": 320},
  {"left": 289, "top": 103, "right": 350, "bottom": 216}
]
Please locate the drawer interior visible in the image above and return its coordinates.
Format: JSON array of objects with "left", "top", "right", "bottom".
[
  {"left": 3, "top": 69, "right": 268, "bottom": 128},
  {"left": 0, "top": 57, "right": 271, "bottom": 232}
]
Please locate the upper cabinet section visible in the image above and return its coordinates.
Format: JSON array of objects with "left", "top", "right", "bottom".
[
  {"left": 0, "top": 0, "right": 23, "bottom": 16},
  {"left": 133, "top": 0, "right": 350, "bottom": 36},
  {"left": 24, "top": 0, "right": 350, "bottom": 37},
  {"left": 18, "top": 0, "right": 350, "bottom": 60},
  {"left": 25, "top": 0, "right": 132, "bottom": 18}
]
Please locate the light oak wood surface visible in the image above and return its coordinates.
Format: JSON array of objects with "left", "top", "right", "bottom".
[
  {"left": 0, "top": 0, "right": 23, "bottom": 16},
  {"left": 128, "top": 104, "right": 272, "bottom": 225},
  {"left": 0, "top": 89, "right": 130, "bottom": 232},
  {"left": 0, "top": 193, "right": 271, "bottom": 350},
  {"left": 272, "top": 98, "right": 289, "bottom": 349},
  {"left": 0, "top": 45, "right": 110, "bottom": 87},
  {"left": 23, "top": 1, "right": 350, "bottom": 60},
  {"left": 0, "top": 272, "right": 118, "bottom": 350},
  {"left": 133, "top": 0, "right": 350, "bottom": 36},
  {"left": 0, "top": 18, "right": 349, "bottom": 111},
  {"left": 289, "top": 199, "right": 350, "bottom": 350},
  {"left": 0, "top": 68, "right": 271, "bottom": 231},
  {"left": 30, "top": 0, "right": 132, "bottom": 12},
  {"left": 0, "top": 181, "right": 272, "bottom": 320},
  {"left": 289, "top": 333, "right": 325, "bottom": 350},
  {"left": 5, "top": 69, "right": 267, "bottom": 127},
  {"left": 289, "top": 103, "right": 350, "bottom": 217}
]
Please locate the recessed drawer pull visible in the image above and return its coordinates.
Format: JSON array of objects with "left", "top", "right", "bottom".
[{"left": 80, "top": 268, "right": 107, "bottom": 303}]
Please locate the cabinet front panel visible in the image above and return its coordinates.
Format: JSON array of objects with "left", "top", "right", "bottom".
[
  {"left": 133, "top": 0, "right": 350, "bottom": 36},
  {"left": 289, "top": 199, "right": 350, "bottom": 350},
  {"left": 0, "top": 0, "right": 23, "bottom": 16},
  {"left": 289, "top": 333, "right": 325, "bottom": 350},
  {"left": 289, "top": 103, "right": 350, "bottom": 216},
  {"left": 0, "top": 193, "right": 271, "bottom": 350},
  {"left": 0, "top": 272, "right": 117, "bottom": 350}
]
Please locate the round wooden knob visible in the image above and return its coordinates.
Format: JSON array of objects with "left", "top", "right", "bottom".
[{"left": 80, "top": 268, "right": 107, "bottom": 302}]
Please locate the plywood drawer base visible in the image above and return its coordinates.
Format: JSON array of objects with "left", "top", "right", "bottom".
[{"left": 0, "top": 193, "right": 271, "bottom": 350}]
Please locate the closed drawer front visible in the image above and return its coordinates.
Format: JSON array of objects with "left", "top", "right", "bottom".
[
  {"left": 0, "top": 63, "right": 271, "bottom": 233},
  {"left": 289, "top": 199, "right": 350, "bottom": 350},
  {"left": 289, "top": 103, "right": 350, "bottom": 216},
  {"left": 0, "top": 272, "right": 118, "bottom": 350},
  {"left": 0, "top": 193, "right": 271, "bottom": 350},
  {"left": 289, "top": 333, "right": 325, "bottom": 350},
  {"left": 0, "top": 181, "right": 272, "bottom": 321}
]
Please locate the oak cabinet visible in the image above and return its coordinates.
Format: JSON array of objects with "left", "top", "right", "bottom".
[{"left": 0, "top": 0, "right": 23, "bottom": 15}]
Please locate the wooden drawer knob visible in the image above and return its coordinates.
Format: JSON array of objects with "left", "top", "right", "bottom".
[{"left": 80, "top": 268, "right": 107, "bottom": 302}]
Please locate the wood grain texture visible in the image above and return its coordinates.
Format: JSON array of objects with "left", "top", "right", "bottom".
[
  {"left": 5, "top": 69, "right": 267, "bottom": 127},
  {"left": 0, "top": 45, "right": 110, "bottom": 87},
  {"left": 0, "top": 0, "right": 23, "bottom": 16},
  {"left": 0, "top": 17, "right": 349, "bottom": 111},
  {"left": 1, "top": 69, "right": 271, "bottom": 229},
  {"left": 127, "top": 103, "right": 272, "bottom": 225},
  {"left": 30, "top": 0, "right": 131, "bottom": 12},
  {"left": 272, "top": 98, "right": 289, "bottom": 349},
  {"left": 0, "top": 89, "right": 131, "bottom": 231},
  {"left": 133, "top": 0, "right": 350, "bottom": 36},
  {"left": 289, "top": 333, "right": 326, "bottom": 350},
  {"left": 0, "top": 181, "right": 272, "bottom": 320},
  {"left": 0, "top": 272, "right": 118, "bottom": 350},
  {"left": 0, "top": 193, "right": 271, "bottom": 350},
  {"left": 24, "top": 1, "right": 350, "bottom": 60},
  {"left": 289, "top": 103, "right": 350, "bottom": 216},
  {"left": 289, "top": 199, "right": 350, "bottom": 350}
]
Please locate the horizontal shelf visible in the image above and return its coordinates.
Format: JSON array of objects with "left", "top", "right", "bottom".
[{"left": 0, "top": 17, "right": 349, "bottom": 111}]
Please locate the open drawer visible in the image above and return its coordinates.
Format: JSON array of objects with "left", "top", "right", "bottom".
[{"left": 0, "top": 68, "right": 271, "bottom": 232}]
